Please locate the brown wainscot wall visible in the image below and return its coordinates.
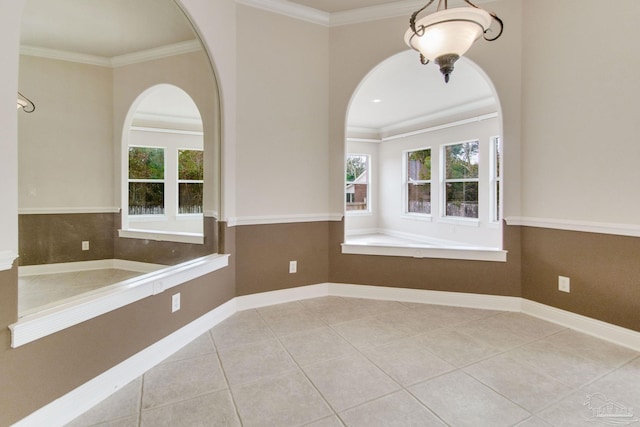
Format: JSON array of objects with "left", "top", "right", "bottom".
[
  {"left": 235, "top": 221, "right": 330, "bottom": 296},
  {"left": 521, "top": 226, "right": 640, "bottom": 332},
  {"left": 18, "top": 213, "right": 218, "bottom": 267}
]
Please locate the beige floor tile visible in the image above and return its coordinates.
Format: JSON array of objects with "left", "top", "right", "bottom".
[
  {"left": 159, "top": 333, "right": 215, "bottom": 365},
  {"left": 279, "top": 326, "right": 356, "bottom": 367},
  {"left": 545, "top": 329, "right": 639, "bottom": 366},
  {"left": 581, "top": 356, "right": 640, "bottom": 409},
  {"left": 258, "top": 301, "right": 326, "bottom": 336},
  {"left": 301, "top": 297, "right": 377, "bottom": 324},
  {"left": 363, "top": 336, "right": 455, "bottom": 386},
  {"left": 232, "top": 371, "right": 332, "bottom": 427},
  {"left": 338, "top": 390, "right": 446, "bottom": 427},
  {"left": 210, "top": 309, "right": 275, "bottom": 350},
  {"left": 303, "top": 354, "right": 401, "bottom": 412},
  {"left": 536, "top": 390, "right": 601, "bottom": 426},
  {"left": 218, "top": 339, "right": 297, "bottom": 387},
  {"left": 65, "top": 378, "right": 141, "bottom": 427},
  {"left": 140, "top": 389, "right": 240, "bottom": 427},
  {"left": 405, "top": 303, "right": 501, "bottom": 325},
  {"left": 303, "top": 415, "right": 345, "bottom": 427},
  {"left": 453, "top": 312, "right": 564, "bottom": 351},
  {"left": 331, "top": 316, "right": 411, "bottom": 350},
  {"left": 417, "top": 328, "right": 501, "bottom": 367},
  {"left": 464, "top": 352, "right": 574, "bottom": 412},
  {"left": 142, "top": 354, "right": 227, "bottom": 409},
  {"left": 374, "top": 308, "right": 447, "bottom": 336},
  {"left": 409, "top": 370, "right": 531, "bottom": 427},
  {"left": 342, "top": 297, "right": 408, "bottom": 316},
  {"left": 514, "top": 417, "right": 554, "bottom": 427},
  {"left": 508, "top": 340, "right": 617, "bottom": 389}
]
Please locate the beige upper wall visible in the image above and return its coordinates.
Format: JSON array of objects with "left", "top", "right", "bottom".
[
  {"left": 18, "top": 56, "right": 114, "bottom": 211},
  {"left": 235, "top": 5, "right": 330, "bottom": 219},
  {"left": 328, "top": 0, "right": 524, "bottom": 219},
  {"left": 521, "top": 0, "right": 640, "bottom": 225}
]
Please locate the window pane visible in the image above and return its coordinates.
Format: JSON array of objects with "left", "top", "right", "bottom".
[
  {"left": 346, "top": 155, "right": 367, "bottom": 183},
  {"left": 446, "top": 182, "right": 478, "bottom": 218},
  {"left": 407, "top": 149, "right": 431, "bottom": 181},
  {"left": 346, "top": 184, "right": 368, "bottom": 211},
  {"left": 408, "top": 183, "right": 431, "bottom": 214},
  {"left": 179, "top": 183, "right": 203, "bottom": 214},
  {"left": 128, "top": 182, "right": 164, "bottom": 215},
  {"left": 178, "top": 149, "right": 204, "bottom": 180},
  {"left": 495, "top": 180, "right": 501, "bottom": 222},
  {"left": 129, "top": 147, "right": 164, "bottom": 179},
  {"left": 445, "top": 141, "right": 479, "bottom": 179},
  {"left": 495, "top": 138, "right": 501, "bottom": 178},
  {"left": 346, "top": 154, "right": 368, "bottom": 211}
]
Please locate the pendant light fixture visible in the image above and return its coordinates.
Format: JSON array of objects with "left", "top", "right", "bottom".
[
  {"left": 17, "top": 92, "right": 35, "bottom": 113},
  {"left": 404, "top": 0, "right": 503, "bottom": 83}
]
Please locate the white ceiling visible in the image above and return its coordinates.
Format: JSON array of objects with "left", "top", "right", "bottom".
[
  {"left": 20, "top": 0, "right": 196, "bottom": 58},
  {"left": 348, "top": 50, "right": 495, "bottom": 134}
]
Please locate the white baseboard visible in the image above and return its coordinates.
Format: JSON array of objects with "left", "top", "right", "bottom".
[
  {"left": 521, "top": 300, "right": 640, "bottom": 352},
  {"left": 14, "top": 282, "right": 640, "bottom": 426}
]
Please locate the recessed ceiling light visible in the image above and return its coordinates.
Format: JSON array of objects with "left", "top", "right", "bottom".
[{"left": 371, "top": 99, "right": 382, "bottom": 103}]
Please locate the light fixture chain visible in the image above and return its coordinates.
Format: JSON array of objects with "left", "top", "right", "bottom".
[{"left": 410, "top": 0, "right": 436, "bottom": 36}]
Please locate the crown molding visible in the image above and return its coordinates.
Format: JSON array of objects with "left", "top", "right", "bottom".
[
  {"left": 347, "top": 96, "right": 497, "bottom": 140},
  {"left": 235, "top": 0, "right": 330, "bottom": 25},
  {"left": 330, "top": 0, "right": 425, "bottom": 26},
  {"left": 20, "top": 40, "right": 201, "bottom": 68},
  {"left": 110, "top": 40, "right": 202, "bottom": 67},
  {"left": 20, "top": 45, "right": 111, "bottom": 67},
  {"left": 236, "top": 0, "right": 497, "bottom": 27}
]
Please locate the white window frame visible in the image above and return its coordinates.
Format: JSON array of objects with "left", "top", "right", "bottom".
[
  {"left": 490, "top": 136, "right": 502, "bottom": 223},
  {"left": 345, "top": 153, "right": 371, "bottom": 215},
  {"left": 120, "top": 127, "right": 204, "bottom": 243},
  {"left": 177, "top": 148, "right": 204, "bottom": 217},
  {"left": 403, "top": 147, "right": 432, "bottom": 219},
  {"left": 440, "top": 139, "right": 480, "bottom": 223}
]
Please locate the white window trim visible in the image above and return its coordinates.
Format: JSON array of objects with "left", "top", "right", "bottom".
[
  {"left": 440, "top": 139, "right": 480, "bottom": 220},
  {"left": 490, "top": 135, "right": 502, "bottom": 224},
  {"left": 122, "top": 127, "right": 204, "bottom": 242},
  {"left": 404, "top": 147, "right": 432, "bottom": 217}
]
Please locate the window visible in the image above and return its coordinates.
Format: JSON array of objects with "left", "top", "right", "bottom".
[
  {"left": 178, "top": 149, "right": 204, "bottom": 214},
  {"left": 443, "top": 141, "right": 479, "bottom": 219},
  {"left": 491, "top": 136, "right": 501, "bottom": 222},
  {"left": 346, "top": 154, "right": 369, "bottom": 212},
  {"left": 406, "top": 148, "right": 431, "bottom": 214},
  {"left": 128, "top": 146, "right": 165, "bottom": 215}
]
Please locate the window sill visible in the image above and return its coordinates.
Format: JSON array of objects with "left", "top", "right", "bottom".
[
  {"left": 9, "top": 254, "right": 229, "bottom": 347},
  {"left": 118, "top": 229, "right": 204, "bottom": 244},
  {"left": 341, "top": 243, "right": 507, "bottom": 262}
]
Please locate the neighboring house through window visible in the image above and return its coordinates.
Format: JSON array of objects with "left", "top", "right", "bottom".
[{"left": 346, "top": 154, "right": 369, "bottom": 212}]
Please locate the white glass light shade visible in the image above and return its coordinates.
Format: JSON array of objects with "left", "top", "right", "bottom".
[
  {"left": 404, "top": 7, "right": 492, "bottom": 61},
  {"left": 17, "top": 99, "right": 27, "bottom": 109}
]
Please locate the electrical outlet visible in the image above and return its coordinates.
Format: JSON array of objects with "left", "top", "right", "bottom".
[
  {"left": 172, "top": 293, "right": 181, "bottom": 312},
  {"left": 289, "top": 260, "right": 297, "bottom": 274},
  {"left": 558, "top": 276, "right": 570, "bottom": 293},
  {"left": 82, "top": 241, "right": 90, "bottom": 251}
]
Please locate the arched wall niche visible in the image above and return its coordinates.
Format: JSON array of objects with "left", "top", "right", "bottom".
[{"left": 343, "top": 51, "right": 505, "bottom": 258}]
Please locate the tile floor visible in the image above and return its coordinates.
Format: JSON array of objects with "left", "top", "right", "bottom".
[{"left": 66, "top": 296, "right": 640, "bottom": 427}]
